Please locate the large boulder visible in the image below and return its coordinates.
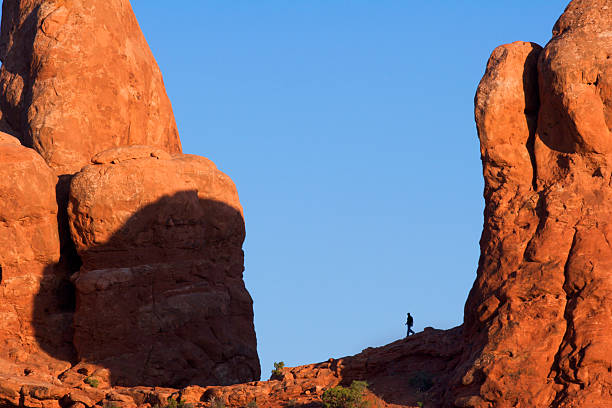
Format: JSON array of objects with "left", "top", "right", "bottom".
[
  {"left": 0, "top": 0, "right": 182, "bottom": 175},
  {"left": 67, "top": 146, "right": 260, "bottom": 388},
  {"left": 450, "top": 1, "right": 612, "bottom": 406},
  {"left": 0, "top": 134, "right": 73, "bottom": 377}
]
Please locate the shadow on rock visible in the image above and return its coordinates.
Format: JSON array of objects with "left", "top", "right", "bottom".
[{"left": 33, "top": 190, "right": 259, "bottom": 389}]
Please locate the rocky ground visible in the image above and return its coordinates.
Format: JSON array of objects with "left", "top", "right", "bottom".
[{"left": 0, "top": 327, "right": 462, "bottom": 408}]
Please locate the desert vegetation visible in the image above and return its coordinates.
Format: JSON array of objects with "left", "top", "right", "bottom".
[{"left": 321, "top": 380, "right": 369, "bottom": 408}]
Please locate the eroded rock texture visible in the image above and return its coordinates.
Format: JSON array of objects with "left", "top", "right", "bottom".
[
  {"left": 67, "top": 146, "right": 259, "bottom": 388},
  {"left": 451, "top": 1, "right": 612, "bottom": 406},
  {"left": 2, "top": 0, "right": 611, "bottom": 405},
  {"left": 0, "top": 0, "right": 259, "bottom": 393},
  {"left": 0, "top": 0, "right": 182, "bottom": 175},
  {"left": 0, "top": 135, "right": 73, "bottom": 378},
  {"left": 0, "top": 327, "right": 461, "bottom": 408}
]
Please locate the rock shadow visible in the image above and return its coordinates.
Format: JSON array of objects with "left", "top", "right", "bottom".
[
  {"left": 33, "top": 190, "right": 260, "bottom": 389},
  {"left": 523, "top": 43, "right": 542, "bottom": 190},
  {"left": 0, "top": 3, "right": 42, "bottom": 147},
  {"left": 327, "top": 328, "right": 463, "bottom": 407},
  {"left": 13, "top": 177, "right": 79, "bottom": 372}
]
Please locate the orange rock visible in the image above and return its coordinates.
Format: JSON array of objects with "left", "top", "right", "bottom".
[
  {"left": 0, "top": 140, "right": 73, "bottom": 376},
  {"left": 1, "top": 0, "right": 609, "bottom": 407},
  {"left": 452, "top": 1, "right": 612, "bottom": 406},
  {"left": 0, "top": 0, "right": 182, "bottom": 175},
  {"left": 67, "top": 146, "right": 259, "bottom": 388},
  {"left": 0, "top": 132, "right": 20, "bottom": 145},
  {"left": 0, "top": 327, "right": 463, "bottom": 407}
]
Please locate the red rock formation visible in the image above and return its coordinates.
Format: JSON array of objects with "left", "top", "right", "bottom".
[
  {"left": 0, "top": 0, "right": 182, "bottom": 175},
  {"left": 66, "top": 146, "right": 259, "bottom": 388},
  {"left": 450, "top": 1, "right": 612, "bottom": 406},
  {"left": 0, "top": 327, "right": 461, "bottom": 408},
  {"left": 0, "top": 135, "right": 73, "bottom": 378},
  {"left": 0, "top": 0, "right": 258, "bottom": 394},
  {"left": 1, "top": 0, "right": 611, "bottom": 407}
]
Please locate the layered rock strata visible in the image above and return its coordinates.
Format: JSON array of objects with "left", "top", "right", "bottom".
[
  {"left": 0, "top": 0, "right": 182, "bottom": 175},
  {"left": 67, "top": 146, "right": 259, "bottom": 388},
  {"left": 450, "top": 1, "right": 612, "bottom": 406}
]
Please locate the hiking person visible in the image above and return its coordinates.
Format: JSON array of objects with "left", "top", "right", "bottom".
[{"left": 406, "top": 312, "right": 415, "bottom": 337}]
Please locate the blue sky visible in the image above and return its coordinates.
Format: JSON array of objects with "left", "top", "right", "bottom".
[{"left": 130, "top": 1, "right": 568, "bottom": 379}]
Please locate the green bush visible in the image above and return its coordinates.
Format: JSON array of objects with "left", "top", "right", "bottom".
[
  {"left": 271, "top": 361, "right": 285, "bottom": 378},
  {"left": 245, "top": 401, "right": 258, "bottom": 408},
  {"left": 321, "top": 380, "right": 369, "bottom": 408},
  {"left": 84, "top": 376, "right": 99, "bottom": 388}
]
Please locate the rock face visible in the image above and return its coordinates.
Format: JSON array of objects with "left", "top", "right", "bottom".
[
  {"left": 0, "top": 135, "right": 73, "bottom": 377},
  {"left": 0, "top": 0, "right": 182, "bottom": 175},
  {"left": 1, "top": 0, "right": 611, "bottom": 406},
  {"left": 67, "top": 146, "right": 259, "bottom": 388},
  {"left": 450, "top": 1, "right": 612, "bottom": 406},
  {"left": 0, "top": 0, "right": 259, "bottom": 392}
]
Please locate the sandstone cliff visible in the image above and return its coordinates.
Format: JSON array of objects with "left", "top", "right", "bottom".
[
  {"left": 0, "top": 0, "right": 182, "bottom": 175},
  {"left": 68, "top": 147, "right": 259, "bottom": 388},
  {"left": 0, "top": 0, "right": 611, "bottom": 407},
  {"left": 451, "top": 1, "right": 612, "bottom": 406},
  {"left": 0, "top": 0, "right": 260, "bottom": 397},
  {"left": 0, "top": 132, "right": 74, "bottom": 378}
]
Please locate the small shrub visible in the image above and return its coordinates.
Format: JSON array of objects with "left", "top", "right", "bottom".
[
  {"left": 84, "top": 376, "right": 99, "bottom": 388},
  {"left": 271, "top": 361, "right": 285, "bottom": 378},
  {"left": 417, "top": 402, "right": 424, "bottom": 408},
  {"left": 321, "top": 380, "right": 369, "bottom": 408},
  {"left": 284, "top": 399, "right": 298, "bottom": 408},
  {"left": 153, "top": 397, "right": 193, "bottom": 408},
  {"left": 408, "top": 371, "right": 434, "bottom": 392},
  {"left": 245, "top": 401, "right": 258, "bottom": 408}
]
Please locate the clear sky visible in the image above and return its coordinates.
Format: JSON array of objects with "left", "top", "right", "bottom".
[{"left": 130, "top": 1, "right": 567, "bottom": 379}]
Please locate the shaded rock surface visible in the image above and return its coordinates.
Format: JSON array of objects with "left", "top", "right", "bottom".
[
  {"left": 0, "top": 328, "right": 462, "bottom": 408},
  {"left": 0, "top": 136, "right": 73, "bottom": 379},
  {"left": 0, "top": 0, "right": 258, "bottom": 395},
  {"left": 0, "top": 0, "right": 182, "bottom": 175},
  {"left": 67, "top": 147, "right": 259, "bottom": 388}
]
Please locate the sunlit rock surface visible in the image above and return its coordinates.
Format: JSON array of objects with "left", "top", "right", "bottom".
[{"left": 0, "top": 0, "right": 182, "bottom": 175}]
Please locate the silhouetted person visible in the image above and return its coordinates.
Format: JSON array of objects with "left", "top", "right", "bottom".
[{"left": 406, "top": 312, "right": 415, "bottom": 337}]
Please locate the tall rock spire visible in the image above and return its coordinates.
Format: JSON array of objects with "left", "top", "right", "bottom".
[
  {"left": 451, "top": 1, "right": 612, "bottom": 406},
  {"left": 0, "top": 0, "right": 259, "bottom": 391},
  {"left": 0, "top": 0, "right": 182, "bottom": 175}
]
